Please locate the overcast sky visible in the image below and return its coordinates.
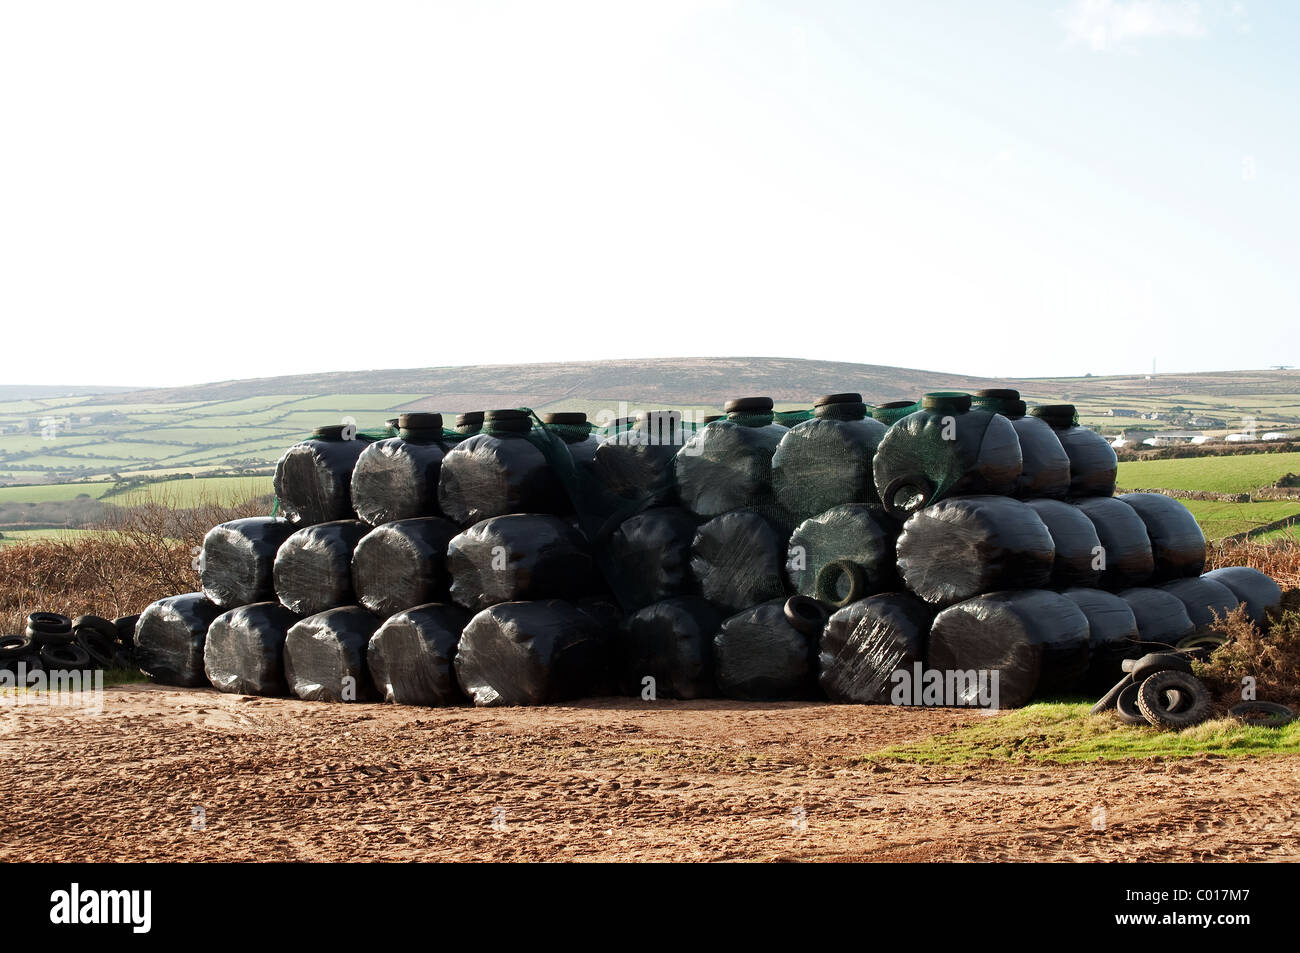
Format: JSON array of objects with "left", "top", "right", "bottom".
[{"left": 1, "top": 1, "right": 1295, "bottom": 388}]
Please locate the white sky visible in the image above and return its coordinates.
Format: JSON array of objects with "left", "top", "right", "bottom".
[{"left": 1, "top": 1, "right": 1296, "bottom": 388}]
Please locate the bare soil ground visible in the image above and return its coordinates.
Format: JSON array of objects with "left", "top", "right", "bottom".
[{"left": 2, "top": 686, "right": 1298, "bottom": 862}]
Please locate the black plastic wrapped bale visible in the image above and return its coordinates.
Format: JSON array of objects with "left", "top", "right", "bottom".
[
  {"left": 1029, "top": 405, "right": 1117, "bottom": 498},
  {"left": 1073, "top": 497, "right": 1155, "bottom": 590},
  {"left": 541, "top": 412, "right": 602, "bottom": 470},
  {"left": 603, "top": 507, "right": 700, "bottom": 611},
  {"left": 591, "top": 411, "right": 685, "bottom": 506},
  {"left": 928, "top": 590, "right": 1091, "bottom": 708},
  {"left": 786, "top": 504, "right": 896, "bottom": 603},
  {"left": 283, "top": 606, "right": 381, "bottom": 702},
  {"left": 273, "top": 520, "right": 369, "bottom": 616},
  {"left": 273, "top": 425, "right": 371, "bottom": 525},
  {"left": 1201, "top": 567, "right": 1283, "bottom": 626},
  {"left": 770, "top": 394, "right": 889, "bottom": 523},
  {"left": 1116, "top": 493, "right": 1206, "bottom": 582},
  {"left": 437, "top": 410, "right": 563, "bottom": 526},
  {"left": 972, "top": 390, "right": 1071, "bottom": 500},
  {"left": 895, "top": 496, "right": 1054, "bottom": 607},
  {"left": 1160, "top": 577, "right": 1241, "bottom": 628},
  {"left": 454, "top": 599, "right": 606, "bottom": 706},
  {"left": 1025, "top": 498, "right": 1103, "bottom": 589},
  {"left": 200, "top": 516, "right": 295, "bottom": 608},
  {"left": 446, "top": 514, "right": 594, "bottom": 612},
  {"left": 1061, "top": 588, "right": 1142, "bottom": 692},
  {"left": 689, "top": 509, "right": 788, "bottom": 615},
  {"left": 351, "top": 517, "right": 459, "bottom": 618},
  {"left": 134, "top": 593, "right": 222, "bottom": 687},
  {"left": 350, "top": 413, "right": 447, "bottom": 526},
  {"left": 619, "top": 596, "right": 720, "bottom": 699},
  {"left": 819, "top": 593, "right": 932, "bottom": 703},
  {"left": 872, "top": 392, "right": 1022, "bottom": 520},
  {"left": 1118, "top": 587, "right": 1196, "bottom": 645},
  {"left": 675, "top": 398, "right": 788, "bottom": 518},
  {"left": 366, "top": 603, "right": 470, "bottom": 706},
  {"left": 713, "top": 598, "right": 817, "bottom": 701},
  {"left": 203, "top": 601, "right": 299, "bottom": 696}
]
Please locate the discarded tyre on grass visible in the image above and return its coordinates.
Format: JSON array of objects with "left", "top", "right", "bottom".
[
  {"left": 1159, "top": 576, "right": 1240, "bottom": 628},
  {"left": 350, "top": 413, "right": 447, "bottom": 525},
  {"left": 437, "top": 410, "right": 564, "bottom": 526},
  {"left": 366, "top": 604, "right": 470, "bottom": 706},
  {"left": 351, "top": 517, "right": 458, "bottom": 618},
  {"left": 1116, "top": 493, "right": 1206, "bottom": 582},
  {"left": 786, "top": 504, "right": 896, "bottom": 604},
  {"left": 446, "top": 514, "right": 594, "bottom": 612},
  {"left": 200, "top": 516, "right": 295, "bottom": 608},
  {"left": 273, "top": 425, "right": 371, "bottom": 525},
  {"left": 770, "top": 394, "right": 888, "bottom": 523},
  {"left": 1118, "top": 587, "right": 1196, "bottom": 645},
  {"left": 284, "top": 606, "right": 381, "bottom": 703},
  {"left": 619, "top": 596, "right": 720, "bottom": 699},
  {"left": 972, "top": 390, "right": 1071, "bottom": 500},
  {"left": 273, "top": 520, "right": 369, "bottom": 616},
  {"left": 819, "top": 592, "right": 932, "bottom": 704},
  {"left": 895, "top": 496, "right": 1055, "bottom": 607},
  {"left": 872, "top": 392, "right": 1022, "bottom": 520},
  {"left": 454, "top": 599, "right": 607, "bottom": 706},
  {"left": 1029, "top": 405, "right": 1117, "bottom": 498},
  {"left": 1025, "top": 499, "right": 1103, "bottom": 589},
  {"left": 135, "top": 593, "right": 222, "bottom": 687},
  {"left": 689, "top": 509, "right": 788, "bottom": 615},
  {"left": 203, "top": 601, "right": 300, "bottom": 696},
  {"left": 1061, "top": 587, "right": 1142, "bottom": 692},
  {"left": 713, "top": 598, "right": 818, "bottom": 701},
  {"left": 927, "top": 590, "right": 1091, "bottom": 708},
  {"left": 1201, "top": 566, "right": 1283, "bottom": 626},
  {"left": 602, "top": 507, "right": 700, "bottom": 611},
  {"left": 1073, "top": 497, "right": 1155, "bottom": 590},
  {"left": 675, "top": 398, "right": 787, "bottom": 518}
]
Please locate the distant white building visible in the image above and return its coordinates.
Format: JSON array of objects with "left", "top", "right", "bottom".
[
  {"left": 1189, "top": 435, "right": 1218, "bottom": 445},
  {"left": 1262, "top": 432, "right": 1290, "bottom": 441},
  {"left": 1225, "top": 433, "right": 1254, "bottom": 443}
]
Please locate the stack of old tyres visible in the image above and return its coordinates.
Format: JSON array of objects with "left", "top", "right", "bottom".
[
  {"left": 135, "top": 593, "right": 223, "bottom": 686},
  {"left": 771, "top": 393, "right": 889, "bottom": 522},
  {"left": 438, "top": 409, "right": 565, "bottom": 526},
  {"left": 273, "top": 425, "right": 372, "bottom": 525},
  {"left": 1029, "top": 404, "right": 1117, "bottom": 498},
  {"left": 970, "top": 390, "right": 1071, "bottom": 500},
  {"left": 872, "top": 392, "right": 1022, "bottom": 521},
  {"left": 350, "top": 412, "right": 448, "bottom": 525}
]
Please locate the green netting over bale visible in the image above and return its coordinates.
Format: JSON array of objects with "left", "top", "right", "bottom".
[
  {"left": 675, "top": 409, "right": 787, "bottom": 518},
  {"left": 871, "top": 400, "right": 919, "bottom": 426},
  {"left": 871, "top": 392, "right": 1022, "bottom": 520},
  {"left": 786, "top": 504, "right": 897, "bottom": 603},
  {"left": 773, "top": 409, "right": 814, "bottom": 427},
  {"left": 818, "top": 592, "right": 932, "bottom": 704},
  {"left": 771, "top": 406, "right": 888, "bottom": 522}
]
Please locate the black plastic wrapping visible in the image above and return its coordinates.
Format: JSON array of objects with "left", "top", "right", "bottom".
[
  {"left": 1061, "top": 587, "right": 1142, "bottom": 692},
  {"left": 786, "top": 504, "right": 897, "bottom": 600},
  {"left": 819, "top": 592, "right": 932, "bottom": 703},
  {"left": 927, "top": 590, "right": 1091, "bottom": 708},
  {"left": 713, "top": 598, "right": 818, "bottom": 701},
  {"left": 1201, "top": 566, "right": 1283, "bottom": 625},
  {"left": 351, "top": 517, "right": 458, "bottom": 618},
  {"left": 200, "top": 516, "right": 295, "bottom": 608},
  {"left": 618, "top": 596, "right": 720, "bottom": 699},
  {"left": 366, "top": 603, "right": 470, "bottom": 706},
  {"left": 895, "top": 496, "right": 1055, "bottom": 607},
  {"left": 454, "top": 599, "right": 606, "bottom": 706},
  {"left": 1074, "top": 497, "right": 1155, "bottom": 590},
  {"left": 1116, "top": 493, "right": 1207, "bottom": 582},
  {"left": 872, "top": 395, "right": 1022, "bottom": 519},
  {"left": 283, "top": 606, "right": 381, "bottom": 702},
  {"left": 446, "top": 514, "right": 594, "bottom": 612},
  {"left": 1031, "top": 408, "right": 1117, "bottom": 498},
  {"left": 602, "top": 507, "right": 700, "bottom": 611},
  {"left": 590, "top": 412, "right": 684, "bottom": 507},
  {"left": 689, "top": 509, "right": 789, "bottom": 615},
  {"left": 437, "top": 431, "right": 564, "bottom": 526},
  {"left": 771, "top": 415, "right": 888, "bottom": 523},
  {"left": 273, "top": 431, "right": 370, "bottom": 525},
  {"left": 1008, "top": 416, "right": 1072, "bottom": 500},
  {"left": 273, "top": 520, "right": 368, "bottom": 616},
  {"left": 134, "top": 592, "right": 222, "bottom": 687},
  {"left": 675, "top": 418, "right": 787, "bottom": 518},
  {"left": 1118, "top": 587, "right": 1196, "bottom": 645},
  {"left": 203, "top": 601, "right": 299, "bottom": 696},
  {"left": 1159, "top": 577, "right": 1241, "bottom": 628},
  {"left": 350, "top": 436, "right": 446, "bottom": 526},
  {"left": 1025, "top": 498, "right": 1103, "bottom": 589}
]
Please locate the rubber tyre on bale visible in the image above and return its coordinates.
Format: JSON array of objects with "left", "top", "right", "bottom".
[
  {"left": 1229, "top": 701, "right": 1295, "bottom": 728},
  {"left": 1137, "top": 670, "right": 1211, "bottom": 729},
  {"left": 786, "top": 504, "right": 897, "bottom": 602}
]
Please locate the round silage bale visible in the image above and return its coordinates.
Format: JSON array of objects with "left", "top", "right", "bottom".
[
  {"left": 446, "top": 514, "right": 594, "bottom": 612},
  {"left": 713, "top": 598, "right": 818, "bottom": 701},
  {"left": 200, "top": 516, "right": 296, "bottom": 608},
  {"left": 618, "top": 596, "right": 720, "bottom": 699},
  {"left": 1061, "top": 587, "right": 1142, "bottom": 692},
  {"left": 366, "top": 603, "right": 470, "bottom": 706},
  {"left": 1118, "top": 587, "right": 1196, "bottom": 645},
  {"left": 1116, "top": 493, "right": 1207, "bottom": 582},
  {"left": 1025, "top": 498, "right": 1103, "bottom": 589},
  {"left": 675, "top": 398, "right": 788, "bottom": 519},
  {"left": 203, "top": 601, "right": 300, "bottom": 696},
  {"left": 1200, "top": 567, "right": 1283, "bottom": 626},
  {"left": 1028, "top": 405, "right": 1117, "bottom": 498},
  {"left": 770, "top": 394, "right": 889, "bottom": 523},
  {"left": 350, "top": 413, "right": 448, "bottom": 526},
  {"left": 135, "top": 593, "right": 222, "bottom": 687},
  {"left": 689, "top": 509, "right": 789, "bottom": 615},
  {"left": 351, "top": 517, "right": 459, "bottom": 618},
  {"left": 273, "top": 520, "right": 369, "bottom": 616},
  {"left": 1159, "top": 576, "right": 1241, "bottom": 628},
  {"left": 602, "top": 507, "right": 700, "bottom": 611},
  {"left": 1073, "top": 497, "right": 1155, "bottom": 590},
  {"left": 437, "top": 411, "right": 565, "bottom": 526},
  {"left": 786, "top": 504, "right": 897, "bottom": 602},
  {"left": 818, "top": 592, "right": 933, "bottom": 704},
  {"left": 284, "top": 606, "right": 381, "bottom": 702},
  {"left": 273, "top": 425, "right": 371, "bottom": 525}
]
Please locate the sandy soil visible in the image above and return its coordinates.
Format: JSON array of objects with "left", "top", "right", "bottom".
[{"left": 2, "top": 685, "right": 1298, "bottom": 862}]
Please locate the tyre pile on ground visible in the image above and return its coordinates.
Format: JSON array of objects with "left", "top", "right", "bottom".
[
  {"left": 0, "top": 612, "right": 139, "bottom": 675},
  {"left": 117, "top": 394, "right": 1284, "bottom": 722}
]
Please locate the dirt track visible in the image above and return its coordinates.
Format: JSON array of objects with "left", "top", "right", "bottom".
[{"left": 2, "top": 686, "right": 1298, "bottom": 862}]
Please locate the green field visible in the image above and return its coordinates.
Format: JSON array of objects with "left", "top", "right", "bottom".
[
  {"left": 1176, "top": 499, "right": 1300, "bottom": 540},
  {"left": 109, "top": 476, "right": 274, "bottom": 507},
  {"left": 1117, "top": 452, "right": 1300, "bottom": 494},
  {"left": 0, "top": 527, "right": 111, "bottom": 548},
  {"left": 0, "top": 482, "right": 112, "bottom": 503}
]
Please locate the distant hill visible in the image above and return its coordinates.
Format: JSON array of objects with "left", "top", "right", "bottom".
[{"left": 0, "top": 384, "right": 136, "bottom": 401}]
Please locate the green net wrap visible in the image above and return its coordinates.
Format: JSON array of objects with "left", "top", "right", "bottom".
[{"left": 871, "top": 400, "right": 919, "bottom": 426}]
